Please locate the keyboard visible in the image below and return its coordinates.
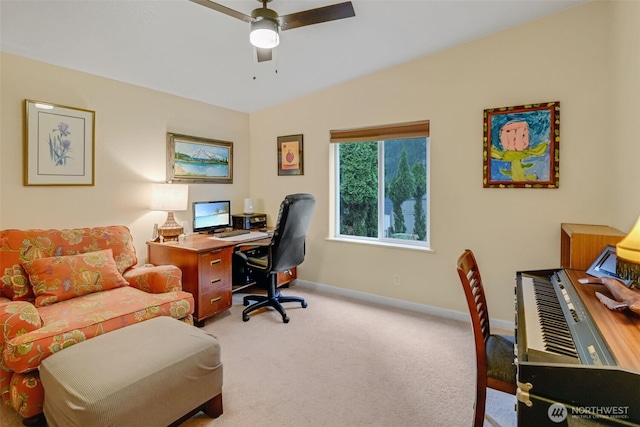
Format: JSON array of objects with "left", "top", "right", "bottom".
[
  {"left": 216, "top": 229, "right": 250, "bottom": 238},
  {"left": 211, "top": 231, "right": 270, "bottom": 242}
]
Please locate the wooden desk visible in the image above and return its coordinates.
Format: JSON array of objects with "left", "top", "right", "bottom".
[{"left": 147, "top": 233, "right": 296, "bottom": 325}]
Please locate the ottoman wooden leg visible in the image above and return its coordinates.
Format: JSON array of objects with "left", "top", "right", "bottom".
[{"left": 204, "top": 393, "right": 223, "bottom": 418}]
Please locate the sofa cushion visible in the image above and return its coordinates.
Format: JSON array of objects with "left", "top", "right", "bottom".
[
  {"left": 0, "top": 226, "right": 137, "bottom": 302},
  {"left": 2, "top": 286, "right": 194, "bottom": 374},
  {"left": 23, "top": 249, "right": 129, "bottom": 307}
]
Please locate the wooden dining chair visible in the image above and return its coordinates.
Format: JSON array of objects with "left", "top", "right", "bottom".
[{"left": 456, "top": 249, "right": 517, "bottom": 427}]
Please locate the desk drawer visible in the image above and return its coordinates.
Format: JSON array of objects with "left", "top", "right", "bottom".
[
  {"left": 199, "top": 249, "right": 231, "bottom": 293},
  {"left": 199, "top": 289, "right": 232, "bottom": 318}
]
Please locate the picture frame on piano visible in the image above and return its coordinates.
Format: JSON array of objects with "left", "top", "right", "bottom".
[
  {"left": 586, "top": 245, "right": 632, "bottom": 287},
  {"left": 483, "top": 101, "right": 560, "bottom": 189}
]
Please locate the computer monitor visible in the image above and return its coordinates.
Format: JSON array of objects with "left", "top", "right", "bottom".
[{"left": 193, "top": 200, "right": 231, "bottom": 233}]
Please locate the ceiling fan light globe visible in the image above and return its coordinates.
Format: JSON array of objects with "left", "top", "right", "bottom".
[{"left": 250, "top": 19, "right": 280, "bottom": 49}]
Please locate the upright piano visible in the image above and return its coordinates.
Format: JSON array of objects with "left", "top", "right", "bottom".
[{"left": 515, "top": 269, "right": 640, "bottom": 426}]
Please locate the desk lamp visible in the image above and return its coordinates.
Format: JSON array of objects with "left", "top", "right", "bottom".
[
  {"left": 616, "top": 214, "right": 640, "bottom": 287},
  {"left": 151, "top": 183, "right": 188, "bottom": 242}
]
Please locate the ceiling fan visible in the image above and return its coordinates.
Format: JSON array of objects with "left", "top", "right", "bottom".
[{"left": 189, "top": 0, "right": 356, "bottom": 62}]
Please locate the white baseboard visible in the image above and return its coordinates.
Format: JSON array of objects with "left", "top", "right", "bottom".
[{"left": 295, "top": 279, "right": 515, "bottom": 332}]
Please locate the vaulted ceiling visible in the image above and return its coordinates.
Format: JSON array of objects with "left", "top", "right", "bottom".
[{"left": 1, "top": 0, "right": 587, "bottom": 113}]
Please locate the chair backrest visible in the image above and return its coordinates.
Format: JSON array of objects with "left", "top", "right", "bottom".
[
  {"left": 456, "top": 249, "right": 491, "bottom": 347},
  {"left": 269, "top": 193, "right": 316, "bottom": 273}
]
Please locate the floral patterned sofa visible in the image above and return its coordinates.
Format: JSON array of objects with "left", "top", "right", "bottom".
[{"left": 0, "top": 226, "right": 194, "bottom": 423}]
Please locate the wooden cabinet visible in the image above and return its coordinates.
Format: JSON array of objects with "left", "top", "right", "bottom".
[
  {"left": 277, "top": 269, "right": 297, "bottom": 287},
  {"left": 147, "top": 232, "right": 297, "bottom": 325},
  {"left": 196, "top": 248, "right": 233, "bottom": 319},
  {"left": 148, "top": 236, "right": 234, "bottom": 325},
  {"left": 560, "top": 223, "right": 625, "bottom": 270}
]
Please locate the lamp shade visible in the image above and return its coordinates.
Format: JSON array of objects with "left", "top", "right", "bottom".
[
  {"left": 150, "top": 184, "right": 188, "bottom": 212},
  {"left": 250, "top": 18, "right": 279, "bottom": 49},
  {"left": 617, "top": 215, "right": 640, "bottom": 263},
  {"left": 616, "top": 214, "right": 640, "bottom": 286}
]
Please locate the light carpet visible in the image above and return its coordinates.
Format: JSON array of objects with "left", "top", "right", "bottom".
[{"left": 1, "top": 286, "right": 516, "bottom": 426}]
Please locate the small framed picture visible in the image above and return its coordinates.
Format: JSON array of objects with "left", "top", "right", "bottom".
[
  {"left": 483, "top": 101, "right": 560, "bottom": 188},
  {"left": 277, "top": 134, "right": 304, "bottom": 176},
  {"left": 167, "top": 133, "right": 233, "bottom": 184},
  {"left": 24, "top": 100, "right": 95, "bottom": 186}
]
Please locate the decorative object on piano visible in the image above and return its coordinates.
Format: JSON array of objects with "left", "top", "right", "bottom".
[
  {"left": 585, "top": 245, "right": 631, "bottom": 287},
  {"left": 277, "top": 134, "right": 304, "bottom": 176},
  {"left": 166, "top": 132, "right": 233, "bottom": 184},
  {"left": 616, "top": 214, "right": 640, "bottom": 288},
  {"left": 150, "top": 183, "right": 189, "bottom": 242},
  {"left": 483, "top": 101, "right": 560, "bottom": 188},
  {"left": 595, "top": 277, "right": 640, "bottom": 315}
]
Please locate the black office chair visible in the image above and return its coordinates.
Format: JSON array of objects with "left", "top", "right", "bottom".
[{"left": 236, "top": 193, "right": 315, "bottom": 323}]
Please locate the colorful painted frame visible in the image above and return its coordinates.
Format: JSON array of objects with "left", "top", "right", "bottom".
[
  {"left": 483, "top": 102, "right": 560, "bottom": 188},
  {"left": 24, "top": 100, "right": 95, "bottom": 186},
  {"left": 277, "top": 134, "right": 304, "bottom": 176},
  {"left": 167, "top": 133, "right": 233, "bottom": 184}
]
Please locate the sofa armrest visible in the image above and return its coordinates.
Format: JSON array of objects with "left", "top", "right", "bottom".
[
  {"left": 123, "top": 265, "right": 183, "bottom": 293},
  {"left": 0, "top": 301, "right": 42, "bottom": 344}
]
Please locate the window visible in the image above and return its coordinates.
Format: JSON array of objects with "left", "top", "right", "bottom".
[{"left": 331, "top": 121, "right": 430, "bottom": 248}]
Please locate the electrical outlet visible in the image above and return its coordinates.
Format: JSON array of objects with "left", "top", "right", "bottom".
[{"left": 393, "top": 274, "right": 401, "bottom": 286}]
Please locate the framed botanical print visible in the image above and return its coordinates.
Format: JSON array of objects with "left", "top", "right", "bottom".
[{"left": 24, "top": 100, "right": 95, "bottom": 186}]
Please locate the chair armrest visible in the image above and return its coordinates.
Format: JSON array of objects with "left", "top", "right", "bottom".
[
  {"left": 123, "top": 265, "right": 183, "bottom": 293},
  {"left": 235, "top": 243, "right": 270, "bottom": 259},
  {"left": 0, "top": 301, "right": 42, "bottom": 344}
]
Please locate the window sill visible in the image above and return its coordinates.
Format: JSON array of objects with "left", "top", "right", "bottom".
[{"left": 325, "top": 236, "right": 435, "bottom": 253}]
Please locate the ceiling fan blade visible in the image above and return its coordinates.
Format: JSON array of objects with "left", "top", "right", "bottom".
[
  {"left": 189, "top": 0, "right": 253, "bottom": 24},
  {"left": 278, "top": 1, "right": 355, "bottom": 31},
  {"left": 256, "top": 48, "right": 272, "bottom": 63}
]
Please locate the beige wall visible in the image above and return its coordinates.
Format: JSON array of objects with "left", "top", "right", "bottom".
[
  {"left": 248, "top": 1, "right": 640, "bottom": 321},
  {"left": 1, "top": 1, "right": 638, "bottom": 323},
  {"left": 0, "top": 54, "right": 250, "bottom": 260},
  {"left": 611, "top": 0, "right": 640, "bottom": 226}
]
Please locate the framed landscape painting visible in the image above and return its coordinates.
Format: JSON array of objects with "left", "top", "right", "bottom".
[
  {"left": 483, "top": 102, "right": 560, "bottom": 188},
  {"left": 167, "top": 133, "right": 233, "bottom": 183},
  {"left": 24, "top": 100, "right": 95, "bottom": 186}
]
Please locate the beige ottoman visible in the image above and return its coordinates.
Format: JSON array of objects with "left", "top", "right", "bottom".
[{"left": 39, "top": 316, "right": 223, "bottom": 427}]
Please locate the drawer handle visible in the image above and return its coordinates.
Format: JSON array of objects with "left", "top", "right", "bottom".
[
  {"left": 210, "top": 278, "right": 221, "bottom": 284},
  {"left": 210, "top": 296, "right": 222, "bottom": 304},
  {"left": 210, "top": 259, "right": 222, "bottom": 266}
]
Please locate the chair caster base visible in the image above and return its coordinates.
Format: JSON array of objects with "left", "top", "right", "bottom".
[{"left": 241, "top": 294, "right": 306, "bottom": 323}]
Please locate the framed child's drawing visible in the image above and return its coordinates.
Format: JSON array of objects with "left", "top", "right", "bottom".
[{"left": 483, "top": 102, "right": 560, "bottom": 188}]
